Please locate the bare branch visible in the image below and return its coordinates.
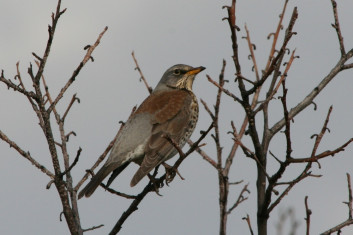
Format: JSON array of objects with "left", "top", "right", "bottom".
[
  {"left": 0, "top": 130, "right": 54, "bottom": 178},
  {"left": 62, "top": 94, "right": 79, "bottom": 122},
  {"left": 265, "top": 0, "right": 289, "bottom": 71},
  {"left": 59, "top": 147, "right": 82, "bottom": 178},
  {"left": 348, "top": 173, "right": 353, "bottom": 220},
  {"left": 223, "top": 0, "right": 241, "bottom": 74},
  {"left": 321, "top": 173, "right": 353, "bottom": 234},
  {"left": 342, "top": 63, "right": 353, "bottom": 70},
  {"left": 109, "top": 180, "right": 159, "bottom": 235},
  {"left": 246, "top": 6, "right": 298, "bottom": 96},
  {"left": 0, "top": 71, "right": 38, "bottom": 99},
  {"left": 270, "top": 48, "right": 353, "bottom": 137},
  {"left": 200, "top": 99, "right": 215, "bottom": 120},
  {"left": 305, "top": 196, "right": 311, "bottom": 235},
  {"left": 254, "top": 49, "right": 297, "bottom": 114},
  {"left": 131, "top": 51, "right": 152, "bottom": 94},
  {"left": 83, "top": 224, "right": 104, "bottom": 232},
  {"left": 330, "top": 0, "right": 346, "bottom": 56},
  {"left": 207, "top": 75, "right": 242, "bottom": 104},
  {"left": 244, "top": 24, "right": 260, "bottom": 81},
  {"left": 48, "top": 26, "right": 108, "bottom": 114},
  {"left": 33, "top": 0, "right": 66, "bottom": 83},
  {"left": 242, "top": 214, "right": 255, "bottom": 235},
  {"left": 288, "top": 138, "right": 353, "bottom": 164},
  {"left": 311, "top": 106, "right": 333, "bottom": 157},
  {"left": 227, "top": 183, "right": 250, "bottom": 214},
  {"left": 188, "top": 139, "right": 218, "bottom": 169},
  {"left": 99, "top": 183, "right": 136, "bottom": 199}
]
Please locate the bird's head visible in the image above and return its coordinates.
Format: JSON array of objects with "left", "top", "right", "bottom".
[{"left": 154, "top": 64, "right": 205, "bottom": 92}]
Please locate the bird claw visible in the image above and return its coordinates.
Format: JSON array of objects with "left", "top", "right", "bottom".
[
  {"left": 162, "top": 163, "right": 185, "bottom": 186},
  {"left": 147, "top": 174, "right": 164, "bottom": 196}
]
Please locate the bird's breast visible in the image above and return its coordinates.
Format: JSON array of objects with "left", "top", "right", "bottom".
[{"left": 179, "top": 92, "right": 199, "bottom": 147}]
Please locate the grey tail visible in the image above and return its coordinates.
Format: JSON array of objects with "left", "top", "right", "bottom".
[
  {"left": 78, "top": 164, "right": 116, "bottom": 199},
  {"left": 106, "top": 161, "right": 130, "bottom": 188}
]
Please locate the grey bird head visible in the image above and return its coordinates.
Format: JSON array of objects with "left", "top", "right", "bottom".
[{"left": 154, "top": 64, "right": 206, "bottom": 92}]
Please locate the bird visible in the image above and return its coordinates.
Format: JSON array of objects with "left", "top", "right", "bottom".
[{"left": 78, "top": 64, "right": 205, "bottom": 199}]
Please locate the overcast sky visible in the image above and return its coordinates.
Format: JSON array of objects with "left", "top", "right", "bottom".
[{"left": 1, "top": 0, "right": 353, "bottom": 234}]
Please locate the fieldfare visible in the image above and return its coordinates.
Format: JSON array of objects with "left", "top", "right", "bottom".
[{"left": 78, "top": 64, "right": 205, "bottom": 199}]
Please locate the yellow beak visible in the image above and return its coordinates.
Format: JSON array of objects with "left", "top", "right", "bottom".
[{"left": 186, "top": 66, "right": 206, "bottom": 75}]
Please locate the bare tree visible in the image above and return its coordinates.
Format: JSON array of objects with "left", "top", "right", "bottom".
[
  {"left": 196, "top": 0, "right": 353, "bottom": 234},
  {"left": 1, "top": 0, "right": 353, "bottom": 235}
]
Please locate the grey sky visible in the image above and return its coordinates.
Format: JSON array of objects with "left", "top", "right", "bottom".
[{"left": 1, "top": 0, "right": 353, "bottom": 234}]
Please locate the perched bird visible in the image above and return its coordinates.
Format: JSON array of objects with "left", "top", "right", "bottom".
[{"left": 78, "top": 64, "right": 205, "bottom": 199}]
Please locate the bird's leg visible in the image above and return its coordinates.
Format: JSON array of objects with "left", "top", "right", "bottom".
[{"left": 162, "top": 162, "right": 185, "bottom": 186}]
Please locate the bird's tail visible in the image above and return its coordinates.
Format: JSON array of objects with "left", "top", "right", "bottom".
[
  {"left": 78, "top": 164, "right": 115, "bottom": 199},
  {"left": 130, "top": 163, "right": 156, "bottom": 187}
]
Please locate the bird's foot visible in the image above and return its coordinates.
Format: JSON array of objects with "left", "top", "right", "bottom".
[
  {"left": 162, "top": 163, "right": 185, "bottom": 186},
  {"left": 147, "top": 174, "right": 164, "bottom": 196}
]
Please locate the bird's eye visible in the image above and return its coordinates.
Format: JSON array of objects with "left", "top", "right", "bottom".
[{"left": 173, "top": 69, "right": 181, "bottom": 75}]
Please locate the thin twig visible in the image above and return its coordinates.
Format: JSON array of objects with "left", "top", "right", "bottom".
[
  {"left": 200, "top": 99, "right": 215, "bottom": 120},
  {"left": 82, "top": 224, "right": 104, "bottom": 232},
  {"left": 304, "top": 196, "right": 311, "bottom": 235},
  {"left": 0, "top": 130, "right": 54, "bottom": 178},
  {"left": 48, "top": 26, "right": 108, "bottom": 114},
  {"left": 62, "top": 94, "right": 79, "bottom": 122},
  {"left": 320, "top": 173, "right": 353, "bottom": 234},
  {"left": 265, "top": 0, "right": 289, "bottom": 71},
  {"left": 330, "top": 0, "right": 346, "bottom": 56},
  {"left": 131, "top": 51, "right": 152, "bottom": 94},
  {"left": 100, "top": 183, "right": 137, "bottom": 199},
  {"left": 188, "top": 139, "right": 218, "bottom": 169},
  {"left": 311, "top": 106, "right": 333, "bottom": 157},
  {"left": 0, "top": 72, "right": 38, "bottom": 99},
  {"left": 348, "top": 173, "right": 353, "bottom": 220},
  {"left": 207, "top": 76, "right": 242, "bottom": 104},
  {"left": 227, "top": 183, "right": 250, "bottom": 214},
  {"left": 59, "top": 147, "right": 82, "bottom": 178},
  {"left": 281, "top": 80, "right": 293, "bottom": 160},
  {"left": 247, "top": 6, "right": 298, "bottom": 96},
  {"left": 242, "top": 214, "right": 254, "bottom": 235},
  {"left": 33, "top": 0, "right": 66, "bottom": 83},
  {"left": 244, "top": 24, "right": 260, "bottom": 81},
  {"left": 254, "top": 49, "right": 297, "bottom": 114}
]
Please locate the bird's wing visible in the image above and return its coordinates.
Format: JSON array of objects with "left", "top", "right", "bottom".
[{"left": 130, "top": 90, "right": 193, "bottom": 186}]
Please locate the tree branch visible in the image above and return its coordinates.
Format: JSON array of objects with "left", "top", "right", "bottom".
[
  {"left": 48, "top": 26, "right": 108, "bottom": 114},
  {"left": 321, "top": 173, "right": 353, "bottom": 234},
  {"left": 330, "top": 0, "right": 346, "bottom": 56},
  {"left": 0, "top": 130, "right": 54, "bottom": 178}
]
